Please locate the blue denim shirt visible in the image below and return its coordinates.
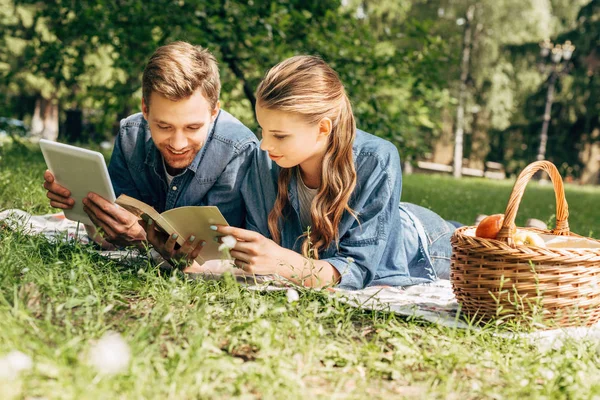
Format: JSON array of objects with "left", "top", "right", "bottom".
[
  {"left": 108, "top": 110, "right": 258, "bottom": 228},
  {"left": 241, "top": 129, "right": 435, "bottom": 290}
]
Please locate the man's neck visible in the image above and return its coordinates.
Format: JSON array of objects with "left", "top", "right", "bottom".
[{"left": 163, "top": 160, "right": 186, "bottom": 177}]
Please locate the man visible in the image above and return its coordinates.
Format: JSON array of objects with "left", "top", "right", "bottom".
[{"left": 43, "top": 41, "right": 258, "bottom": 260}]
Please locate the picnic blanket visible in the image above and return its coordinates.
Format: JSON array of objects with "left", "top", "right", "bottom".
[{"left": 3, "top": 208, "right": 600, "bottom": 345}]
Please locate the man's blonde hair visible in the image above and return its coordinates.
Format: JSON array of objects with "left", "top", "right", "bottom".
[{"left": 142, "top": 41, "right": 220, "bottom": 109}]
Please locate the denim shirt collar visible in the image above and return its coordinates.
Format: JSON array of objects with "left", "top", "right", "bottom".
[
  {"left": 287, "top": 168, "right": 301, "bottom": 218},
  {"left": 142, "top": 110, "right": 220, "bottom": 176}
]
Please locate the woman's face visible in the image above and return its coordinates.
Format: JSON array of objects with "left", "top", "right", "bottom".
[{"left": 256, "top": 105, "right": 331, "bottom": 170}]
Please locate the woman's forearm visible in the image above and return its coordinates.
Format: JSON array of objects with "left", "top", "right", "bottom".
[{"left": 273, "top": 250, "right": 340, "bottom": 288}]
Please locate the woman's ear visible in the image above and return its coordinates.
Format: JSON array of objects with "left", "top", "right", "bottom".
[{"left": 318, "top": 117, "right": 333, "bottom": 139}]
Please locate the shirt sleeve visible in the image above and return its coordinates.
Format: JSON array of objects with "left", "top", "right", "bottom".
[
  {"left": 107, "top": 123, "right": 142, "bottom": 199},
  {"left": 323, "top": 150, "right": 402, "bottom": 290},
  {"left": 202, "top": 140, "right": 258, "bottom": 228},
  {"left": 240, "top": 149, "right": 278, "bottom": 237}
]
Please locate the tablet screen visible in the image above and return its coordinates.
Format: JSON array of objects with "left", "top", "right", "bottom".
[{"left": 40, "top": 139, "right": 116, "bottom": 226}]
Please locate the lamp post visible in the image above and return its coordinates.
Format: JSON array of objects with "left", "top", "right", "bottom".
[{"left": 536, "top": 39, "right": 576, "bottom": 163}]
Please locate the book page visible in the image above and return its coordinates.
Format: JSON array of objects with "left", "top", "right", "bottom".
[
  {"left": 160, "top": 206, "right": 229, "bottom": 263},
  {"left": 116, "top": 194, "right": 179, "bottom": 239}
]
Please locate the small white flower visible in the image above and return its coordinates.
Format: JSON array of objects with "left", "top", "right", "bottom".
[
  {"left": 346, "top": 257, "right": 355, "bottom": 264},
  {"left": 218, "top": 235, "right": 237, "bottom": 252},
  {"left": 87, "top": 331, "right": 131, "bottom": 375},
  {"left": 286, "top": 288, "right": 300, "bottom": 303},
  {"left": 0, "top": 350, "right": 33, "bottom": 379},
  {"left": 21, "top": 268, "right": 30, "bottom": 274}
]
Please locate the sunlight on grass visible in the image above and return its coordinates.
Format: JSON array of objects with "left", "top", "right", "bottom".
[{"left": 2, "top": 143, "right": 600, "bottom": 398}]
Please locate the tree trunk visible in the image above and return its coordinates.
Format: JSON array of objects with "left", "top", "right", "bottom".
[
  {"left": 31, "top": 95, "right": 59, "bottom": 141},
  {"left": 469, "top": 110, "right": 490, "bottom": 170},
  {"left": 537, "top": 70, "right": 558, "bottom": 161},
  {"left": 453, "top": 5, "right": 475, "bottom": 178},
  {"left": 432, "top": 108, "right": 455, "bottom": 165}
]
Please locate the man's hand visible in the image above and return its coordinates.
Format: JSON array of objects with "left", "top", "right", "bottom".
[
  {"left": 43, "top": 170, "right": 75, "bottom": 210},
  {"left": 145, "top": 221, "right": 205, "bottom": 269},
  {"left": 82, "top": 192, "right": 146, "bottom": 248}
]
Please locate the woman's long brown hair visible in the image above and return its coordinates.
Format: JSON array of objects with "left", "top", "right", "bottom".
[{"left": 256, "top": 56, "right": 357, "bottom": 259}]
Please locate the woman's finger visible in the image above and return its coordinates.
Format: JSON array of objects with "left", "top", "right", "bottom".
[
  {"left": 233, "top": 258, "right": 251, "bottom": 271},
  {"left": 230, "top": 240, "right": 259, "bottom": 255},
  {"left": 229, "top": 249, "right": 252, "bottom": 263},
  {"left": 214, "top": 225, "right": 260, "bottom": 242}
]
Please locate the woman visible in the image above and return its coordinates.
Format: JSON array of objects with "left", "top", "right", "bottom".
[{"left": 203, "top": 55, "right": 457, "bottom": 290}]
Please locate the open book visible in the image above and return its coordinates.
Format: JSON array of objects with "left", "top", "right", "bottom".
[{"left": 115, "top": 194, "right": 229, "bottom": 264}]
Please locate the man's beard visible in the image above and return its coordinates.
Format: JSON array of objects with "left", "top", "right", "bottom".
[{"left": 158, "top": 143, "right": 202, "bottom": 173}]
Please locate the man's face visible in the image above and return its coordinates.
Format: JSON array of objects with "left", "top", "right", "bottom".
[{"left": 142, "top": 90, "right": 219, "bottom": 175}]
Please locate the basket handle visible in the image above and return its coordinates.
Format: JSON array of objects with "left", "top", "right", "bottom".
[{"left": 496, "top": 160, "right": 570, "bottom": 246}]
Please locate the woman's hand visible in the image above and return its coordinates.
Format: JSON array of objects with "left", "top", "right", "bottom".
[
  {"left": 144, "top": 220, "right": 205, "bottom": 269},
  {"left": 212, "top": 225, "right": 299, "bottom": 275},
  {"left": 212, "top": 226, "right": 340, "bottom": 288}
]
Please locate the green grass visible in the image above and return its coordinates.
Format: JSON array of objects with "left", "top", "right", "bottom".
[{"left": 1, "top": 142, "right": 600, "bottom": 399}]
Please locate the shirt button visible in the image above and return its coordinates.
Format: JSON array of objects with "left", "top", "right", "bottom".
[{"left": 172, "top": 186, "right": 177, "bottom": 191}]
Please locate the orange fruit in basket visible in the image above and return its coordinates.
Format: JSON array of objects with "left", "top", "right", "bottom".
[{"left": 475, "top": 214, "right": 505, "bottom": 239}]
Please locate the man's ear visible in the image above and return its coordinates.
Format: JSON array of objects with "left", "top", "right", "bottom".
[
  {"left": 318, "top": 117, "right": 333, "bottom": 140},
  {"left": 141, "top": 97, "right": 149, "bottom": 121},
  {"left": 211, "top": 100, "right": 221, "bottom": 121}
]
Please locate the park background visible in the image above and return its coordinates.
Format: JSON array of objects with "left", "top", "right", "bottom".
[
  {"left": 2, "top": 1, "right": 600, "bottom": 398},
  {"left": 0, "top": 0, "right": 598, "bottom": 182}
]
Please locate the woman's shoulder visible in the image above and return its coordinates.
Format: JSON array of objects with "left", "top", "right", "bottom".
[
  {"left": 245, "top": 147, "right": 281, "bottom": 185},
  {"left": 353, "top": 129, "right": 401, "bottom": 170}
]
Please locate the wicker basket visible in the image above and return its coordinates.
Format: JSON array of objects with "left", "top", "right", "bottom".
[{"left": 451, "top": 161, "right": 600, "bottom": 327}]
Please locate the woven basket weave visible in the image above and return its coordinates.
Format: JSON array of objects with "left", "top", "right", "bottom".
[{"left": 451, "top": 161, "right": 600, "bottom": 327}]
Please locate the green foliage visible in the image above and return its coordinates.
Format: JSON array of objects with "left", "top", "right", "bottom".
[
  {"left": 0, "top": 0, "right": 450, "bottom": 155},
  {"left": 0, "top": 0, "right": 597, "bottom": 166}
]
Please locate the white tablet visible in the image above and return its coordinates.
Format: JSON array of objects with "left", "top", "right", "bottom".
[{"left": 40, "top": 139, "right": 116, "bottom": 226}]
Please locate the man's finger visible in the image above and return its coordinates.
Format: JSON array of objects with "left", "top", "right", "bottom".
[
  {"left": 178, "top": 235, "right": 198, "bottom": 255},
  {"left": 86, "top": 193, "right": 136, "bottom": 226},
  {"left": 214, "top": 225, "right": 260, "bottom": 242},
  {"left": 84, "top": 205, "right": 118, "bottom": 239},
  {"left": 145, "top": 221, "right": 159, "bottom": 247},
  {"left": 112, "top": 204, "right": 139, "bottom": 225},
  {"left": 49, "top": 201, "right": 72, "bottom": 210},
  {"left": 164, "top": 233, "right": 179, "bottom": 256},
  {"left": 43, "top": 180, "right": 72, "bottom": 199},
  {"left": 83, "top": 197, "right": 121, "bottom": 229},
  {"left": 43, "top": 170, "right": 55, "bottom": 183},
  {"left": 190, "top": 241, "right": 206, "bottom": 260},
  {"left": 85, "top": 192, "right": 120, "bottom": 216},
  {"left": 46, "top": 191, "right": 74, "bottom": 206}
]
